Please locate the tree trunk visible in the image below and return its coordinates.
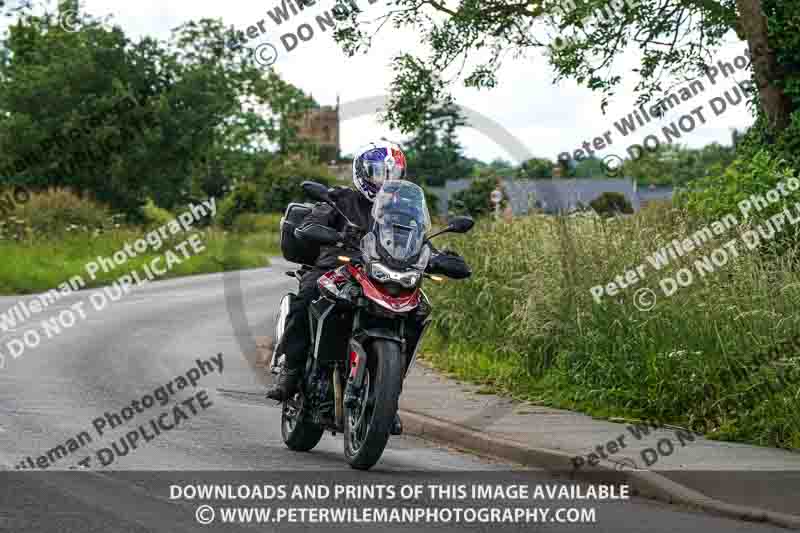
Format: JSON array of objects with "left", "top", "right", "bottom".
[{"left": 735, "top": 0, "right": 792, "bottom": 133}]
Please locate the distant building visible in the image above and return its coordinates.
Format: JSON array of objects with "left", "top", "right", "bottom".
[
  {"left": 522, "top": 179, "right": 641, "bottom": 214},
  {"left": 295, "top": 97, "right": 341, "bottom": 162},
  {"left": 428, "top": 177, "right": 673, "bottom": 215}
]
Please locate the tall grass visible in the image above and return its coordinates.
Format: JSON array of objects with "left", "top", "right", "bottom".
[
  {"left": 425, "top": 206, "right": 800, "bottom": 450},
  {"left": 1, "top": 187, "right": 112, "bottom": 238}
]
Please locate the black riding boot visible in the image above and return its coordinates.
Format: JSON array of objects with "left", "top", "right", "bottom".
[
  {"left": 266, "top": 366, "right": 302, "bottom": 401},
  {"left": 266, "top": 270, "right": 323, "bottom": 402}
]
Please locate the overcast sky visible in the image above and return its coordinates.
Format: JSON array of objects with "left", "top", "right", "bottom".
[{"left": 63, "top": 0, "right": 755, "bottom": 164}]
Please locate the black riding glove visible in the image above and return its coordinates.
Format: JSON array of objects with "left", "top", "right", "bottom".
[{"left": 427, "top": 248, "right": 472, "bottom": 279}]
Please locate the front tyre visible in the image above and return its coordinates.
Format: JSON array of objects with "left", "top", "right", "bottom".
[
  {"left": 344, "top": 339, "right": 404, "bottom": 470},
  {"left": 281, "top": 393, "right": 324, "bottom": 452}
]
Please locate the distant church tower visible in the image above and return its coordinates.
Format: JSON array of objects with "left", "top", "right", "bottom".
[{"left": 296, "top": 96, "right": 341, "bottom": 162}]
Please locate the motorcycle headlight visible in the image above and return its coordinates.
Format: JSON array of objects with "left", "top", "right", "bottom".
[{"left": 369, "top": 262, "right": 420, "bottom": 288}]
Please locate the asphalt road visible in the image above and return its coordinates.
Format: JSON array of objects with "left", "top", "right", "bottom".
[{"left": 0, "top": 266, "right": 789, "bottom": 532}]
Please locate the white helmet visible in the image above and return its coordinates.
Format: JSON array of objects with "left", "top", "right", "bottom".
[{"left": 352, "top": 140, "right": 407, "bottom": 201}]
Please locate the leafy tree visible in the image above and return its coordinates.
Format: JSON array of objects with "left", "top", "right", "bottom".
[
  {"left": 165, "top": 18, "right": 317, "bottom": 191},
  {"left": 334, "top": 0, "right": 797, "bottom": 146},
  {"left": 572, "top": 156, "right": 606, "bottom": 178},
  {"left": 0, "top": 6, "right": 169, "bottom": 211},
  {"left": 589, "top": 192, "right": 634, "bottom": 216},
  {"left": 0, "top": 3, "right": 315, "bottom": 214},
  {"left": 468, "top": 159, "right": 492, "bottom": 178},
  {"left": 449, "top": 176, "right": 504, "bottom": 218},
  {"left": 217, "top": 182, "right": 262, "bottom": 228},
  {"left": 405, "top": 100, "right": 473, "bottom": 187},
  {"left": 517, "top": 158, "right": 554, "bottom": 179},
  {"left": 217, "top": 155, "right": 336, "bottom": 226},
  {"left": 488, "top": 158, "right": 514, "bottom": 173},
  {"left": 196, "top": 156, "right": 230, "bottom": 199},
  {"left": 256, "top": 157, "right": 335, "bottom": 212},
  {"left": 677, "top": 149, "right": 800, "bottom": 254},
  {"left": 622, "top": 143, "right": 737, "bottom": 185}
]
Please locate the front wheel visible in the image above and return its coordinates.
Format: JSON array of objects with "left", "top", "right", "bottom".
[
  {"left": 344, "top": 339, "right": 404, "bottom": 470},
  {"left": 281, "top": 392, "right": 324, "bottom": 452}
]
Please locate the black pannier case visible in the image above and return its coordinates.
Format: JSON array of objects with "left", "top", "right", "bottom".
[{"left": 280, "top": 203, "right": 320, "bottom": 265}]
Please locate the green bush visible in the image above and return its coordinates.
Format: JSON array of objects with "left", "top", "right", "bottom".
[
  {"left": 450, "top": 177, "right": 504, "bottom": 217},
  {"left": 678, "top": 150, "right": 797, "bottom": 223},
  {"left": 216, "top": 159, "right": 335, "bottom": 227},
  {"left": 230, "top": 213, "right": 283, "bottom": 234},
  {"left": 140, "top": 198, "right": 175, "bottom": 228},
  {"left": 1, "top": 188, "right": 112, "bottom": 240},
  {"left": 218, "top": 182, "right": 262, "bottom": 228},
  {"left": 259, "top": 159, "right": 334, "bottom": 212},
  {"left": 589, "top": 192, "right": 633, "bottom": 217},
  {"left": 677, "top": 150, "right": 800, "bottom": 255}
]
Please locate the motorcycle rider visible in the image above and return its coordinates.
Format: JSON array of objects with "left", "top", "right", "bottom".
[
  {"left": 266, "top": 140, "right": 471, "bottom": 434},
  {"left": 266, "top": 141, "right": 407, "bottom": 401}
]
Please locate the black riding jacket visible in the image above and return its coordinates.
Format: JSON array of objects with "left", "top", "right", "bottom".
[
  {"left": 298, "top": 186, "right": 471, "bottom": 279},
  {"left": 299, "top": 187, "right": 373, "bottom": 269}
]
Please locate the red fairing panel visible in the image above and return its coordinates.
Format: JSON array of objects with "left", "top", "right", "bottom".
[
  {"left": 346, "top": 265, "right": 420, "bottom": 313},
  {"left": 317, "top": 268, "right": 349, "bottom": 298}
]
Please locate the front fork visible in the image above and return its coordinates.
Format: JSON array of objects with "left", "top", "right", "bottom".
[
  {"left": 343, "top": 340, "right": 368, "bottom": 409},
  {"left": 343, "top": 310, "right": 431, "bottom": 409}
]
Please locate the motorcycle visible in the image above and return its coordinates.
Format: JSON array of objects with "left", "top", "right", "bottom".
[{"left": 269, "top": 179, "right": 474, "bottom": 470}]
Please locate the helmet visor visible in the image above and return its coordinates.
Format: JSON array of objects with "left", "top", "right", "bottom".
[{"left": 365, "top": 159, "right": 404, "bottom": 184}]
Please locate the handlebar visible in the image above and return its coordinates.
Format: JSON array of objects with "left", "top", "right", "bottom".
[
  {"left": 294, "top": 224, "right": 339, "bottom": 245},
  {"left": 341, "top": 224, "right": 364, "bottom": 248},
  {"left": 294, "top": 224, "right": 363, "bottom": 258}
]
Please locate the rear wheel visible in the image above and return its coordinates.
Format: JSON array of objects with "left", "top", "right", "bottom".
[
  {"left": 343, "top": 339, "right": 404, "bottom": 470},
  {"left": 281, "top": 392, "right": 324, "bottom": 452}
]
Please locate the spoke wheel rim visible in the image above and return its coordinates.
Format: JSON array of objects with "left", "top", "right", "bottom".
[
  {"left": 282, "top": 393, "right": 302, "bottom": 434},
  {"left": 347, "top": 370, "right": 371, "bottom": 455}
]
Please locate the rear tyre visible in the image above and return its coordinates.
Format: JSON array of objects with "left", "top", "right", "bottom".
[
  {"left": 281, "top": 393, "right": 324, "bottom": 452},
  {"left": 344, "top": 339, "right": 404, "bottom": 470}
]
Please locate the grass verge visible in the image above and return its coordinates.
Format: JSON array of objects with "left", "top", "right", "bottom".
[
  {"left": 423, "top": 209, "right": 800, "bottom": 450},
  {"left": 0, "top": 227, "right": 280, "bottom": 294}
]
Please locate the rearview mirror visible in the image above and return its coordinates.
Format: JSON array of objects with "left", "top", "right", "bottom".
[
  {"left": 447, "top": 216, "right": 474, "bottom": 234},
  {"left": 426, "top": 215, "right": 475, "bottom": 240},
  {"left": 302, "top": 181, "right": 331, "bottom": 204}
]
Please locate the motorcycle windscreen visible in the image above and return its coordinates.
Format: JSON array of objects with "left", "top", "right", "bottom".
[{"left": 371, "top": 180, "right": 432, "bottom": 262}]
